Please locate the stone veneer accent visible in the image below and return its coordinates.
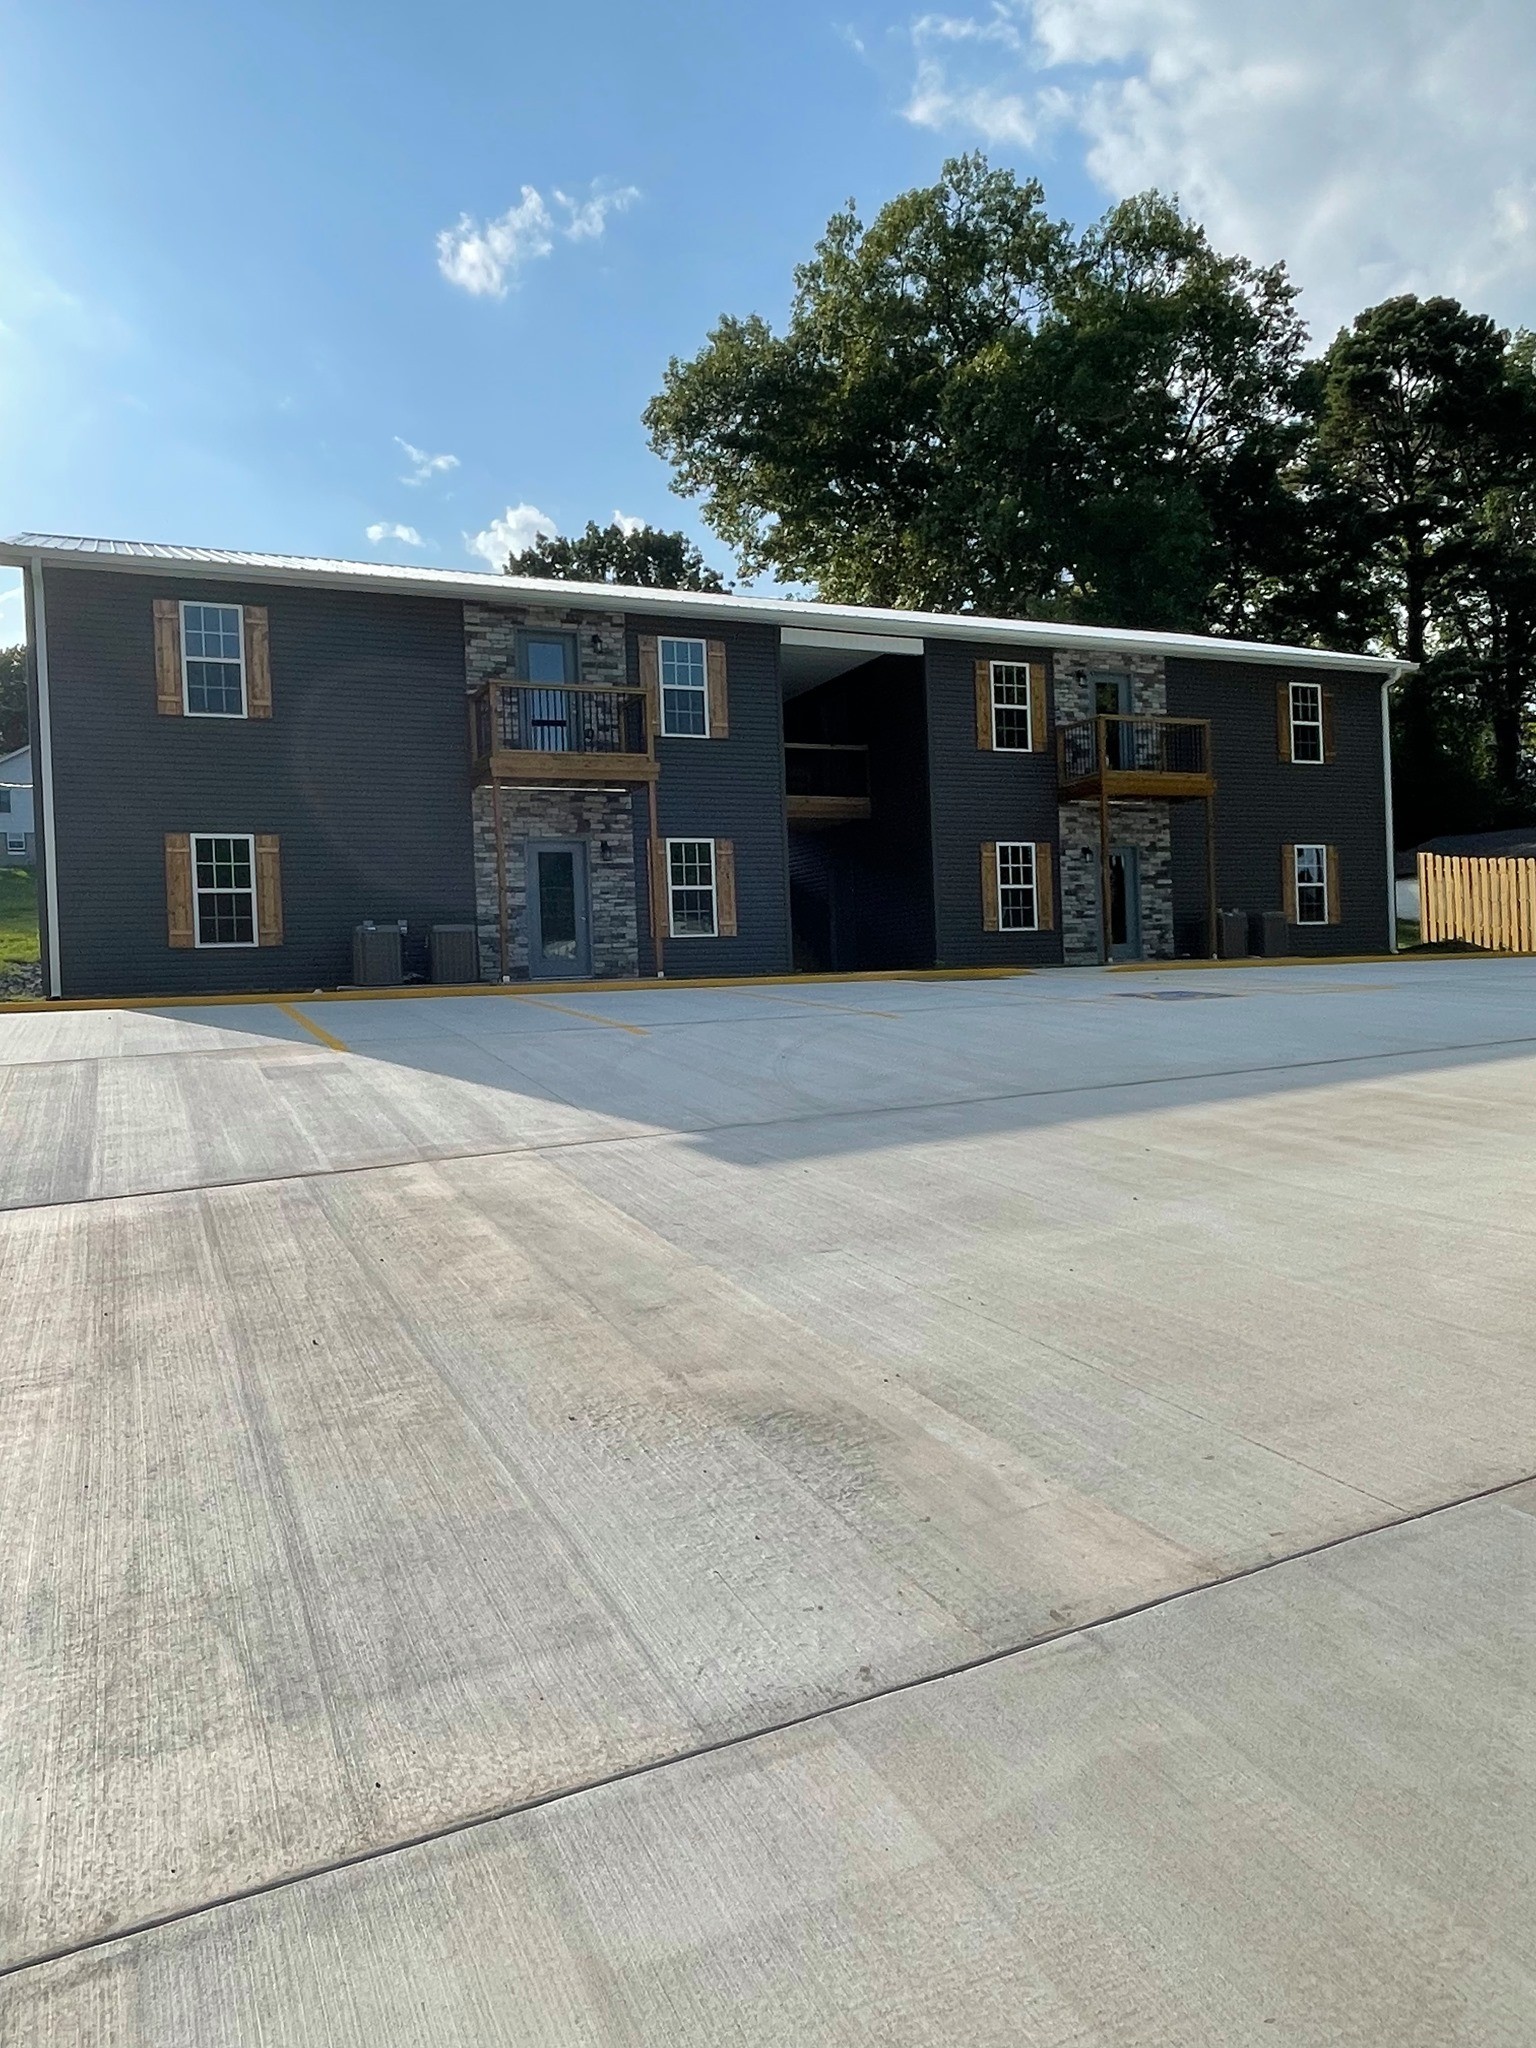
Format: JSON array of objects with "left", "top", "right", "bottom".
[
  {"left": 473, "top": 784, "right": 638, "bottom": 980},
  {"left": 465, "top": 599, "right": 640, "bottom": 980},
  {"left": 1052, "top": 648, "right": 1174, "bottom": 964}
]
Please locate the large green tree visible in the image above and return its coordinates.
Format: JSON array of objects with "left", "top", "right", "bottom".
[
  {"left": 644, "top": 157, "right": 1308, "bottom": 630},
  {"left": 507, "top": 519, "right": 728, "bottom": 591}
]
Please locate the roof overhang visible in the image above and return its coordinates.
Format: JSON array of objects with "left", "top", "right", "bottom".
[{"left": 0, "top": 535, "right": 1411, "bottom": 679}]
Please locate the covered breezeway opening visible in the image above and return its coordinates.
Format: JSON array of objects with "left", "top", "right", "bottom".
[{"left": 780, "top": 632, "right": 936, "bottom": 973}]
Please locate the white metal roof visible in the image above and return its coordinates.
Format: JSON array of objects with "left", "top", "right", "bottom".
[{"left": 0, "top": 533, "right": 1407, "bottom": 677}]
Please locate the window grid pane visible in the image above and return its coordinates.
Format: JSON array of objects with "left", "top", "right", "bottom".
[
  {"left": 991, "top": 664, "right": 1032, "bottom": 750},
  {"left": 1290, "top": 683, "right": 1323, "bottom": 762},
  {"left": 193, "top": 835, "right": 257, "bottom": 946},
  {"left": 1295, "top": 843, "right": 1328, "bottom": 924},
  {"left": 668, "top": 839, "right": 716, "bottom": 935},
  {"left": 997, "top": 841, "right": 1037, "bottom": 931},
  {"left": 660, "top": 638, "right": 708, "bottom": 737},
  {"left": 183, "top": 603, "right": 245, "bottom": 715}
]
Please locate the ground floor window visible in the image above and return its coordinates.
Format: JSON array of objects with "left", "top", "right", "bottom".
[
  {"left": 193, "top": 833, "right": 258, "bottom": 946},
  {"left": 1294, "top": 843, "right": 1329, "bottom": 925},
  {"left": 667, "top": 838, "right": 717, "bottom": 936},
  {"left": 997, "top": 841, "right": 1039, "bottom": 930}
]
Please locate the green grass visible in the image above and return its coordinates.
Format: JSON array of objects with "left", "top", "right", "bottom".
[{"left": 0, "top": 866, "right": 39, "bottom": 967}]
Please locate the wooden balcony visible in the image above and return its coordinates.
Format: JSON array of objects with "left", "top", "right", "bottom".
[
  {"left": 1057, "top": 716, "right": 1214, "bottom": 801},
  {"left": 785, "top": 742, "right": 872, "bottom": 826},
  {"left": 469, "top": 680, "right": 656, "bottom": 784}
]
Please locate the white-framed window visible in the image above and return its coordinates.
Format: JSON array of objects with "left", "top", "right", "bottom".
[
  {"left": 660, "top": 637, "right": 709, "bottom": 738},
  {"left": 667, "top": 838, "right": 717, "bottom": 936},
  {"left": 996, "top": 841, "right": 1039, "bottom": 930},
  {"left": 181, "top": 602, "right": 247, "bottom": 717},
  {"left": 192, "top": 833, "right": 258, "bottom": 946},
  {"left": 1289, "top": 682, "right": 1324, "bottom": 763},
  {"left": 1294, "top": 843, "right": 1328, "bottom": 925},
  {"left": 990, "top": 662, "right": 1034, "bottom": 751}
]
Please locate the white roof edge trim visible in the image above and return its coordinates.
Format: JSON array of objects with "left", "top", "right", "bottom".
[{"left": 0, "top": 535, "right": 1412, "bottom": 676}]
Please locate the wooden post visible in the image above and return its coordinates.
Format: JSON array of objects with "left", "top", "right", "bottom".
[
  {"left": 491, "top": 766, "right": 509, "bottom": 981},
  {"left": 1096, "top": 715, "right": 1113, "bottom": 964},
  {"left": 1204, "top": 796, "right": 1218, "bottom": 959}
]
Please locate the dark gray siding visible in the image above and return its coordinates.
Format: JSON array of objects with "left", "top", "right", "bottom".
[
  {"left": 1165, "top": 657, "right": 1391, "bottom": 954},
  {"left": 23, "top": 569, "right": 54, "bottom": 996},
  {"left": 44, "top": 567, "right": 474, "bottom": 997},
  {"left": 627, "top": 615, "right": 790, "bottom": 978},
  {"left": 924, "top": 638, "right": 1064, "bottom": 967}
]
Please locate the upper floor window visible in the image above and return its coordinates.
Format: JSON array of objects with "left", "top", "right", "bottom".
[
  {"left": 660, "top": 637, "right": 709, "bottom": 737},
  {"left": 1289, "top": 682, "right": 1324, "bottom": 763},
  {"left": 182, "top": 603, "right": 246, "bottom": 717},
  {"left": 1294, "top": 843, "right": 1329, "bottom": 924},
  {"left": 0, "top": 789, "right": 9, "bottom": 813},
  {"left": 192, "top": 833, "right": 257, "bottom": 946},
  {"left": 997, "top": 841, "right": 1038, "bottom": 930},
  {"left": 990, "top": 662, "right": 1034, "bottom": 750}
]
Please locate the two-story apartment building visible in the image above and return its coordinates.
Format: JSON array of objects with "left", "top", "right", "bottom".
[{"left": 2, "top": 535, "right": 1404, "bottom": 1000}]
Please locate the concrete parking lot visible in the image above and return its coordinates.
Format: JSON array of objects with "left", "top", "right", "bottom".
[{"left": 3, "top": 960, "right": 1534, "bottom": 2042}]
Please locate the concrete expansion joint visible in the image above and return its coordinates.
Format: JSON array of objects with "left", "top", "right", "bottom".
[{"left": 4, "top": 1464, "right": 1532, "bottom": 1989}]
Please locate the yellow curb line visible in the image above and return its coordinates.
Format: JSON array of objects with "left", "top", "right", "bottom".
[{"left": 276, "top": 1001, "right": 349, "bottom": 1052}]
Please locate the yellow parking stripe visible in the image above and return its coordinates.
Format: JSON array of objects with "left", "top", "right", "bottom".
[
  {"left": 503, "top": 993, "right": 648, "bottom": 1035},
  {"left": 277, "top": 1002, "right": 349, "bottom": 1051}
]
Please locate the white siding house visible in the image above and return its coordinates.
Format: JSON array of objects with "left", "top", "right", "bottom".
[{"left": 0, "top": 744, "right": 34, "bottom": 864}]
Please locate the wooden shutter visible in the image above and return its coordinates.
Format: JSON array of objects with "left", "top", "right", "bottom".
[
  {"left": 245, "top": 606, "right": 272, "bottom": 719},
  {"left": 1326, "top": 845, "right": 1342, "bottom": 925},
  {"left": 1281, "top": 843, "right": 1298, "bottom": 922},
  {"left": 1029, "top": 662, "right": 1048, "bottom": 752},
  {"left": 255, "top": 834, "right": 283, "bottom": 945},
  {"left": 638, "top": 636, "right": 660, "bottom": 743},
  {"left": 715, "top": 839, "right": 737, "bottom": 936},
  {"left": 154, "top": 599, "right": 183, "bottom": 716},
  {"left": 1276, "top": 681, "right": 1292, "bottom": 762},
  {"left": 975, "top": 660, "right": 993, "bottom": 749},
  {"left": 164, "top": 833, "right": 194, "bottom": 946},
  {"left": 1035, "top": 843, "right": 1055, "bottom": 931},
  {"left": 707, "top": 641, "right": 729, "bottom": 739},
  {"left": 648, "top": 837, "right": 670, "bottom": 941},
  {"left": 981, "top": 842, "right": 999, "bottom": 930},
  {"left": 1322, "top": 688, "right": 1336, "bottom": 763}
]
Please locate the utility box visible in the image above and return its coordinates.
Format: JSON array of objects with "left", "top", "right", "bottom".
[
  {"left": 1216, "top": 909, "right": 1249, "bottom": 959},
  {"left": 352, "top": 922, "right": 405, "bottom": 987},
  {"left": 1248, "top": 909, "right": 1289, "bottom": 958},
  {"left": 429, "top": 924, "right": 479, "bottom": 985}
]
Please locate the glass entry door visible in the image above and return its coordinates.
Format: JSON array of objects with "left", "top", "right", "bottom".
[
  {"left": 526, "top": 840, "right": 591, "bottom": 978},
  {"left": 1108, "top": 845, "right": 1142, "bottom": 961}
]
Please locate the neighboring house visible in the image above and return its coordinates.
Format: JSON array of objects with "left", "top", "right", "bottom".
[
  {"left": 0, "top": 743, "right": 34, "bottom": 865},
  {"left": 1, "top": 534, "right": 1405, "bottom": 1000}
]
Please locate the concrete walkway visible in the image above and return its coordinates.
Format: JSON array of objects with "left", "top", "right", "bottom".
[{"left": 2, "top": 961, "right": 1533, "bottom": 2039}]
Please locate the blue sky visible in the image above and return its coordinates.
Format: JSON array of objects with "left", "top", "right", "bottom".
[{"left": 3, "top": 0, "right": 1531, "bottom": 642}]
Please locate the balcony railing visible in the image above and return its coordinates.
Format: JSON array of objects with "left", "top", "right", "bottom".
[
  {"left": 1057, "top": 715, "right": 1213, "bottom": 796},
  {"left": 470, "top": 679, "right": 651, "bottom": 776}
]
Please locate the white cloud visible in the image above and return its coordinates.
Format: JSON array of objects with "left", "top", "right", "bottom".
[
  {"left": 436, "top": 182, "right": 640, "bottom": 299},
  {"left": 611, "top": 509, "right": 646, "bottom": 535},
  {"left": 365, "top": 522, "right": 426, "bottom": 547},
  {"left": 395, "top": 437, "right": 459, "bottom": 486},
  {"left": 466, "top": 503, "right": 558, "bottom": 568},
  {"left": 901, "top": 0, "right": 1536, "bottom": 337}
]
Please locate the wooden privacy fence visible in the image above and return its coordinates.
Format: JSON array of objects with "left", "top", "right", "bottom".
[{"left": 1418, "top": 852, "right": 1536, "bottom": 951}]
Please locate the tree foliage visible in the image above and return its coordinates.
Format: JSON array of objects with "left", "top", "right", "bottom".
[
  {"left": 507, "top": 519, "right": 728, "bottom": 591},
  {"left": 645, "top": 156, "right": 1536, "bottom": 838},
  {"left": 0, "top": 645, "right": 27, "bottom": 756}
]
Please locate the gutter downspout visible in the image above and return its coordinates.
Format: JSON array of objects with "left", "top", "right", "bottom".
[
  {"left": 28, "top": 555, "right": 62, "bottom": 998},
  {"left": 1381, "top": 668, "right": 1402, "bottom": 954}
]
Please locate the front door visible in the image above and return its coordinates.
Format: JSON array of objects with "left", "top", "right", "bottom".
[
  {"left": 1109, "top": 845, "right": 1142, "bottom": 961},
  {"left": 526, "top": 839, "right": 591, "bottom": 978}
]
